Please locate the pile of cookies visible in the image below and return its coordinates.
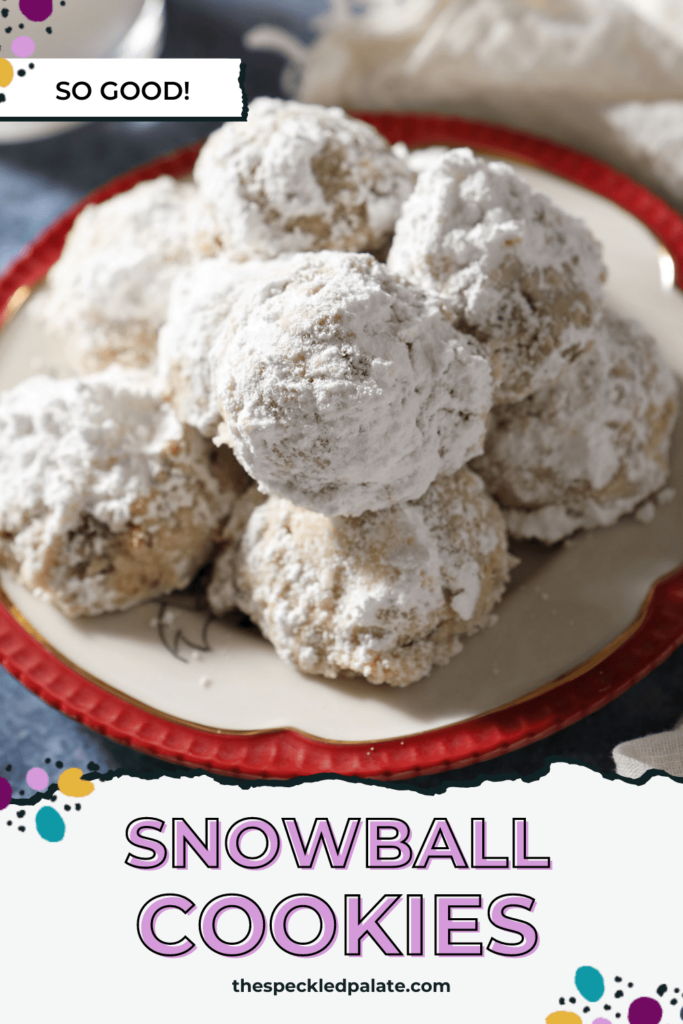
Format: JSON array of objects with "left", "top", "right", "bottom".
[{"left": 0, "top": 99, "right": 677, "bottom": 686}]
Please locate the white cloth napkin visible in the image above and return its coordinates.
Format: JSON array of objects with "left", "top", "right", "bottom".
[
  {"left": 246, "top": 0, "right": 683, "bottom": 211},
  {"left": 605, "top": 101, "right": 683, "bottom": 209},
  {"left": 614, "top": 721, "right": 683, "bottom": 779}
]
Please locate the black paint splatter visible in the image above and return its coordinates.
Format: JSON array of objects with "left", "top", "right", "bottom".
[
  {"left": 87, "top": 762, "right": 99, "bottom": 772},
  {"left": 55, "top": 761, "right": 63, "bottom": 769},
  {"left": 0, "top": 8, "right": 7, "bottom": 16},
  {"left": 615, "top": 990, "right": 624, "bottom": 999},
  {"left": 18, "top": 825, "right": 25, "bottom": 832},
  {"left": 18, "top": 68, "right": 25, "bottom": 76},
  {"left": 658, "top": 985, "right": 668, "bottom": 997},
  {"left": 5, "top": 765, "right": 11, "bottom": 772},
  {"left": 45, "top": 25, "right": 51, "bottom": 32}
]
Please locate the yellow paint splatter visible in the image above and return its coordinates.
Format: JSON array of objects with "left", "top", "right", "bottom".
[
  {"left": 58, "top": 767, "right": 95, "bottom": 798},
  {"left": 546, "top": 1014, "right": 583, "bottom": 1024},
  {"left": 0, "top": 59, "right": 13, "bottom": 89}
]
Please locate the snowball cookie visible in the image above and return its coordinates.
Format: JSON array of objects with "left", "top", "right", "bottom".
[
  {"left": 38, "top": 176, "right": 207, "bottom": 373},
  {"left": 387, "top": 148, "right": 606, "bottom": 404},
  {"left": 157, "top": 254, "right": 296, "bottom": 438},
  {"left": 193, "top": 97, "right": 415, "bottom": 261},
  {"left": 391, "top": 142, "right": 450, "bottom": 176},
  {"left": 213, "top": 250, "right": 493, "bottom": 517},
  {"left": 0, "top": 367, "right": 248, "bottom": 618},
  {"left": 472, "top": 310, "right": 678, "bottom": 544},
  {"left": 206, "top": 485, "right": 266, "bottom": 616},
  {"left": 207, "top": 469, "right": 514, "bottom": 687}
]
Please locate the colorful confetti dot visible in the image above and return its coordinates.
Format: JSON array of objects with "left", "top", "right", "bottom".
[
  {"left": 547, "top": 1014, "right": 582, "bottom": 1024},
  {"left": 628, "top": 998, "right": 662, "bottom": 1024},
  {"left": 19, "top": 0, "right": 52, "bottom": 21},
  {"left": 0, "top": 56, "right": 12, "bottom": 87},
  {"left": 577, "top": 967, "right": 606, "bottom": 1003},
  {"left": 35, "top": 806, "right": 65, "bottom": 843},
  {"left": 26, "top": 766, "right": 49, "bottom": 790},
  {"left": 0, "top": 777, "right": 11, "bottom": 810},
  {"left": 57, "top": 767, "right": 94, "bottom": 798},
  {"left": 11, "top": 34, "right": 34, "bottom": 56},
  {"left": 593, "top": 1019, "right": 612, "bottom": 1024}
]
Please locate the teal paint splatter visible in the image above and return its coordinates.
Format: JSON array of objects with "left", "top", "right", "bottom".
[
  {"left": 35, "top": 806, "right": 65, "bottom": 842},
  {"left": 576, "top": 966, "right": 605, "bottom": 1002}
]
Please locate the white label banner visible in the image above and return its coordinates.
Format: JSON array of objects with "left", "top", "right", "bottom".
[
  {"left": 0, "top": 58, "right": 245, "bottom": 120},
  {"left": 2, "top": 763, "right": 682, "bottom": 1023}
]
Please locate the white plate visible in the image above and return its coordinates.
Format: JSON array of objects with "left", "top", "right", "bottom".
[{"left": 2, "top": 163, "right": 683, "bottom": 743}]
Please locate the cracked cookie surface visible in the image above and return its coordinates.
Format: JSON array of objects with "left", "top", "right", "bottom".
[
  {"left": 388, "top": 147, "right": 606, "bottom": 403},
  {"left": 208, "top": 469, "right": 514, "bottom": 686}
]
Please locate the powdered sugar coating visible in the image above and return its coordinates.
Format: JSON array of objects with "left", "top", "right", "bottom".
[
  {"left": 38, "top": 176, "right": 207, "bottom": 373},
  {"left": 194, "top": 97, "right": 415, "bottom": 261},
  {"left": 208, "top": 469, "right": 513, "bottom": 686},
  {"left": 213, "top": 250, "right": 493, "bottom": 517},
  {"left": 0, "top": 367, "right": 246, "bottom": 617},
  {"left": 472, "top": 310, "right": 678, "bottom": 544},
  {"left": 157, "top": 255, "right": 296, "bottom": 437},
  {"left": 388, "top": 148, "right": 606, "bottom": 403},
  {"left": 392, "top": 142, "right": 450, "bottom": 176}
]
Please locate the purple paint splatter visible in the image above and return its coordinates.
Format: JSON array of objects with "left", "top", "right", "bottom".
[
  {"left": 19, "top": 0, "right": 52, "bottom": 21},
  {"left": 0, "top": 777, "right": 11, "bottom": 810},
  {"left": 26, "top": 766, "right": 48, "bottom": 790},
  {"left": 628, "top": 998, "right": 662, "bottom": 1024},
  {"left": 11, "top": 34, "right": 35, "bottom": 56}
]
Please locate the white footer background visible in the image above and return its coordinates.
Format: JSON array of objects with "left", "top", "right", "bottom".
[{"left": 1, "top": 763, "right": 679, "bottom": 1024}]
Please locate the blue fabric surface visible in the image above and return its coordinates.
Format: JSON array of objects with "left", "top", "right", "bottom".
[
  {"left": 0, "top": 162, "right": 79, "bottom": 274},
  {"left": 1, "top": 0, "right": 682, "bottom": 790}
]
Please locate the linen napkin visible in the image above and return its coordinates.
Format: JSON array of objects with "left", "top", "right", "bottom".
[
  {"left": 245, "top": 0, "right": 683, "bottom": 210},
  {"left": 614, "top": 721, "right": 683, "bottom": 779}
]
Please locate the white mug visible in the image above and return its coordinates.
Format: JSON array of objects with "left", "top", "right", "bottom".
[{"left": 0, "top": 0, "right": 165, "bottom": 142}]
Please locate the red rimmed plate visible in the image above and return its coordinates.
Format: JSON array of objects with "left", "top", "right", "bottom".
[{"left": 1, "top": 112, "right": 683, "bottom": 780}]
